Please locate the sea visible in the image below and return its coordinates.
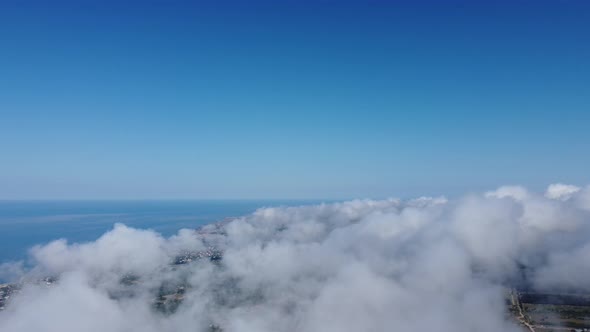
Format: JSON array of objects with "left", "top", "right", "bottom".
[{"left": 0, "top": 200, "right": 322, "bottom": 264}]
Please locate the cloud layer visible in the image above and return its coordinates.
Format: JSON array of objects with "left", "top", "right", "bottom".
[{"left": 2, "top": 184, "right": 590, "bottom": 332}]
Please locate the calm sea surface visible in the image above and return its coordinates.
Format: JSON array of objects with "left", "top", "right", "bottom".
[{"left": 0, "top": 200, "right": 322, "bottom": 264}]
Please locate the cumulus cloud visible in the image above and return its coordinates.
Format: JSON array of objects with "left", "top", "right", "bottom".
[
  {"left": 1, "top": 184, "right": 590, "bottom": 331},
  {"left": 545, "top": 183, "right": 580, "bottom": 201},
  {"left": 485, "top": 185, "right": 529, "bottom": 201}
]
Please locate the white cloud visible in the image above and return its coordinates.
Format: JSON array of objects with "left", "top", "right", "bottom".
[
  {"left": 485, "top": 185, "right": 529, "bottom": 201},
  {"left": 545, "top": 183, "right": 580, "bottom": 201},
  {"left": 1, "top": 184, "right": 590, "bottom": 331}
]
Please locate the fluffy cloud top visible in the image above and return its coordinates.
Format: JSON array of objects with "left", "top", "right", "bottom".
[
  {"left": 2, "top": 184, "right": 590, "bottom": 332},
  {"left": 545, "top": 183, "right": 581, "bottom": 201}
]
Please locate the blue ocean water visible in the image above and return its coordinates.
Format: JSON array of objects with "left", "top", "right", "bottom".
[{"left": 0, "top": 200, "right": 321, "bottom": 264}]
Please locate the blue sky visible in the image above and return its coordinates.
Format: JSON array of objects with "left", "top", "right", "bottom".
[{"left": 0, "top": 0, "right": 589, "bottom": 199}]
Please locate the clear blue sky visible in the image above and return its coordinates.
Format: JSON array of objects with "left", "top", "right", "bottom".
[{"left": 0, "top": 0, "right": 589, "bottom": 199}]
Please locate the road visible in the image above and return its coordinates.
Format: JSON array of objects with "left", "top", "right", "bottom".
[{"left": 511, "top": 289, "right": 536, "bottom": 332}]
